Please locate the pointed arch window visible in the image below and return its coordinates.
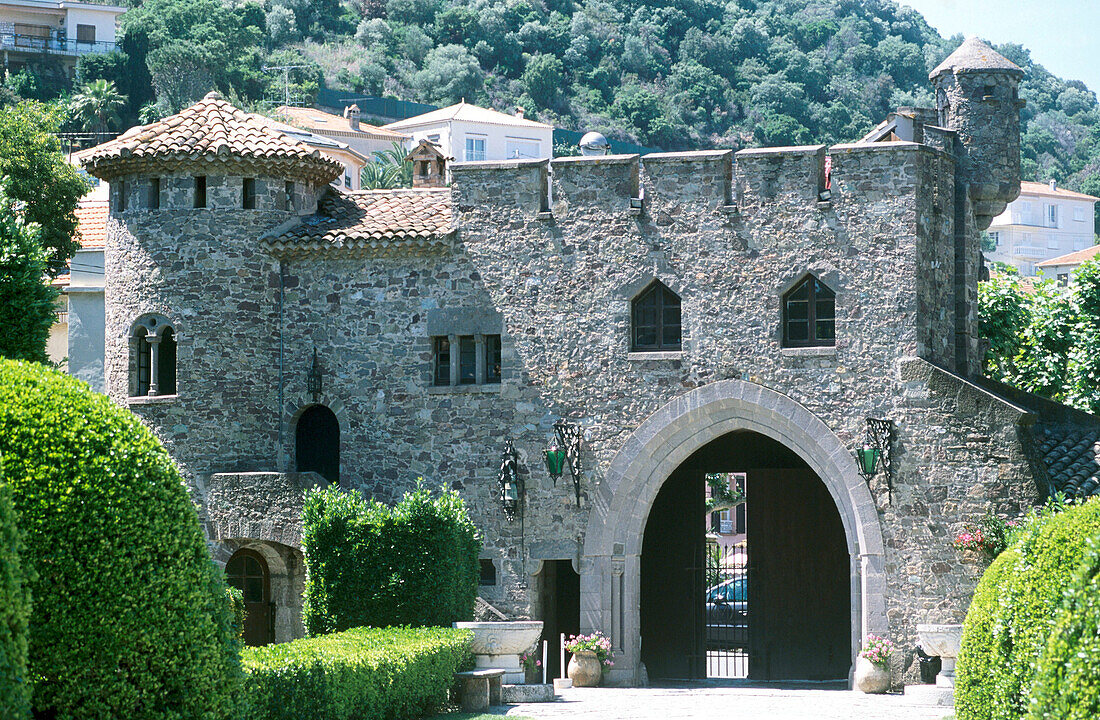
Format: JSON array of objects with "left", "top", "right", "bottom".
[
  {"left": 783, "top": 275, "right": 835, "bottom": 347},
  {"left": 130, "top": 315, "right": 177, "bottom": 397},
  {"left": 632, "top": 281, "right": 681, "bottom": 351}
]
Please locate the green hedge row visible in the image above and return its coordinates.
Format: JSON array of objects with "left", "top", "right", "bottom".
[
  {"left": 0, "top": 466, "right": 31, "bottom": 720},
  {"left": 241, "top": 626, "right": 472, "bottom": 720},
  {"left": 0, "top": 360, "right": 244, "bottom": 719},
  {"left": 302, "top": 485, "right": 481, "bottom": 635},
  {"left": 956, "top": 497, "right": 1100, "bottom": 720}
]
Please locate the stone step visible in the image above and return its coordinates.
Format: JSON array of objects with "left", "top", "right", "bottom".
[
  {"left": 903, "top": 684, "right": 954, "bottom": 707},
  {"left": 501, "top": 683, "right": 556, "bottom": 703}
]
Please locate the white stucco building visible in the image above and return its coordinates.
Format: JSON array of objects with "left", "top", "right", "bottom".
[
  {"left": 985, "top": 180, "right": 1098, "bottom": 275},
  {"left": 0, "top": 0, "right": 125, "bottom": 77},
  {"left": 382, "top": 101, "right": 554, "bottom": 164}
]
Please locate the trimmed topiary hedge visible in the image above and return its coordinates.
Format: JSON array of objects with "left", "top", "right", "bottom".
[
  {"left": 242, "top": 625, "right": 472, "bottom": 720},
  {"left": 955, "top": 546, "right": 1022, "bottom": 720},
  {"left": 956, "top": 497, "right": 1100, "bottom": 720},
  {"left": 0, "top": 465, "right": 31, "bottom": 720},
  {"left": 1028, "top": 535, "right": 1100, "bottom": 720},
  {"left": 302, "top": 485, "right": 481, "bottom": 635},
  {"left": 0, "top": 360, "right": 244, "bottom": 718}
]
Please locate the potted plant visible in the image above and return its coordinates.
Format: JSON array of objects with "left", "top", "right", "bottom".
[
  {"left": 854, "top": 634, "right": 894, "bottom": 693},
  {"left": 564, "top": 632, "right": 614, "bottom": 687},
  {"left": 520, "top": 651, "right": 542, "bottom": 684}
]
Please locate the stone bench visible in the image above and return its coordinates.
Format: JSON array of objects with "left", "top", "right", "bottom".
[{"left": 456, "top": 669, "right": 505, "bottom": 711}]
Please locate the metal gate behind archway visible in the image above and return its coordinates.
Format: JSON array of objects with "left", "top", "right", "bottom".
[{"left": 691, "top": 543, "right": 750, "bottom": 678}]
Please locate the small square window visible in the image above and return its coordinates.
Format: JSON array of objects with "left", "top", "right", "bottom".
[
  {"left": 243, "top": 178, "right": 257, "bottom": 209},
  {"left": 479, "top": 559, "right": 497, "bottom": 586},
  {"left": 194, "top": 176, "right": 207, "bottom": 208},
  {"left": 76, "top": 24, "right": 95, "bottom": 44}
]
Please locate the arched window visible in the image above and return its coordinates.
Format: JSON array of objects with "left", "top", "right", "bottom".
[
  {"left": 632, "top": 281, "right": 682, "bottom": 352},
  {"left": 130, "top": 315, "right": 177, "bottom": 397},
  {"left": 296, "top": 405, "right": 339, "bottom": 484},
  {"left": 783, "top": 275, "right": 836, "bottom": 347}
]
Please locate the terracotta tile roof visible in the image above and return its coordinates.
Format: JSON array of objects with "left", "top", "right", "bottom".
[
  {"left": 1037, "top": 245, "right": 1100, "bottom": 268},
  {"left": 74, "top": 200, "right": 109, "bottom": 248},
  {"left": 274, "top": 106, "right": 408, "bottom": 141},
  {"left": 1018, "top": 181, "right": 1100, "bottom": 203},
  {"left": 1035, "top": 426, "right": 1100, "bottom": 498},
  {"left": 77, "top": 92, "right": 342, "bottom": 184},
  {"left": 265, "top": 188, "right": 453, "bottom": 256}
]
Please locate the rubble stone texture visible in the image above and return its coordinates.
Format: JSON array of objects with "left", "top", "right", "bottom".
[{"left": 84, "top": 38, "right": 1098, "bottom": 683}]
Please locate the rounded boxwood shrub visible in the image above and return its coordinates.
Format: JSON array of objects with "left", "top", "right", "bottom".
[
  {"left": 1028, "top": 535, "right": 1100, "bottom": 720},
  {"left": 0, "top": 467, "right": 31, "bottom": 719},
  {"left": 986, "top": 498, "right": 1100, "bottom": 720},
  {"left": 0, "top": 360, "right": 243, "bottom": 718},
  {"left": 955, "top": 546, "right": 1022, "bottom": 720}
]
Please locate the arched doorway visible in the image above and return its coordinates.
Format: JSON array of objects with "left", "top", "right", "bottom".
[
  {"left": 226, "top": 548, "right": 273, "bottom": 646},
  {"left": 296, "top": 405, "right": 339, "bottom": 483},
  {"left": 581, "top": 379, "right": 886, "bottom": 686},
  {"left": 640, "top": 431, "right": 850, "bottom": 681}
]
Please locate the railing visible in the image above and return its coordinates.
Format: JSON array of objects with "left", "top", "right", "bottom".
[
  {"left": 1013, "top": 246, "right": 1050, "bottom": 258},
  {"left": 0, "top": 33, "right": 116, "bottom": 56},
  {"left": 58, "top": 131, "right": 119, "bottom": 156}
]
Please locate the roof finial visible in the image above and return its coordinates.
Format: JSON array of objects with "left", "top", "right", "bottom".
[{"left": 204, "top": 90, "right": 224, "bottom": 101}]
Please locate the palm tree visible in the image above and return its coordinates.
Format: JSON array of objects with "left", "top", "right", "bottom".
[
  {"left": 360, "top": 141, "right": 413, "bottom": 190},
  {"left": 70, "top": 79, "right": 127, "bottom": 136}
]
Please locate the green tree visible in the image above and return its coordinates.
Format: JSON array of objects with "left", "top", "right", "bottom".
[
  {"left": 414, "top": 44, "right": 484, "bottom": 105},
  {"left": 361, "top": 142, "right": 413, "bottom": 189},
  {"left": 522, "top": 53, "right": 564, "bottom": 108},
  {"left": 0, "top": 102, "right": 90, "bottom": 276},
  {"left": 978, "top": 274, "right": 1030, "bottom": 382},
  {"left": 0, "top": 189, "right": 57, "bottom": 364},
  {"left": 70, "top": 79, "right": 127, "bottom": 134}
]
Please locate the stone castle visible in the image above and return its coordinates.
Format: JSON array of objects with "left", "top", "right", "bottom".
[{"left": 79, "top": 37, "right": 1100, "bottom": 684}]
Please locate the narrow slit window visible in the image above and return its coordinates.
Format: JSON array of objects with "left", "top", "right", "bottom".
[
  {"left": 284, "top": 181, "right": 295, "bottom": 211},
  {"left": 783, "top": 275, "right": 836, "bottom": 347},
  {"left": 485, "top": 334, "right": 502, "bottom": 383},
  {"left": 433, "top": 336, "right": 450, "bottom": 386},
  {"left": 194, "top": 176, "right": 207, "bottom": 208},
  {"left": 243, "top": 178, "right": 257, "bottom": 209},
  {"left": 459, "top": 336, "right": 476, "bottom": 384},
  {"left": 136, "top": 327, "right": 151, "bottom": 395},
  {"left": 148, "top": 178, "right": 160, "bottom": 209},
  {"left": 116, "top": 180, "right": 127, "bottom": 212}
]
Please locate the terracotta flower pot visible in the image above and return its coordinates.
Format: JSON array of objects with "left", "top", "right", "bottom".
[
  {"left": 567, "top": 650, "right": 602, "bottom": 687},
  {"left": 854, "top": 656, "right": 891, "bottom": 694}
]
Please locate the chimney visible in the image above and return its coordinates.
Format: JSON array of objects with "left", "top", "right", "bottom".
[
  {"left": 1050, "top": 178, "right": 1057, "bottom": 191},
  {"left": 346, "top": 104, "right": 360, "bottom": 131},
  {"left": 515, "top": 106, "right": 525, "bottom": 119}
]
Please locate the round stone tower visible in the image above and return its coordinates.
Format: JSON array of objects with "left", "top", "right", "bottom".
[
  {"left": 930, "top": 36, "right": 1024, "bottom": 230},
  {"left": 79, "top": 91, "right": 343, "bottom": 480}
]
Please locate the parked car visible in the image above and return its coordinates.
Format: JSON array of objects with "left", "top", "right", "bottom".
[{"left": 706, "top": 575, "right": 747, "bottom": 649}]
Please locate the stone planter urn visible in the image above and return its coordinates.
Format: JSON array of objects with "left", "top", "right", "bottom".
[
  {"left": 567, "top": 650, "right": 602, "bottom": 687},
  {"left": 454, "top": 621, "right": 544, "bottom": 685},
  {"left": 854, "top": 656, "right": 891, "bottom": 694},
  {"left": 917, "top": 624, "right": 963, "bottom": 687}
]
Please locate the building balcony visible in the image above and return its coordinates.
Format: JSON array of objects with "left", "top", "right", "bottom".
[
  {"left": 1013, "top": 246, "right": 1050, "bottom": 259},
  {"left": 0, "top": 32, "right": 116, "bottom": 57}
]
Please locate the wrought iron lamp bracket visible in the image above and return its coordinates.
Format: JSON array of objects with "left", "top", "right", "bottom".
[
  {"left": 855, "top": 417, "right": 894, "bottom": 503},
  {"left": 498, "top": 439, "right": 521, "bottom": 521},
  {"left": 554, "top": 420, "right": 583, "bottom": 505}
]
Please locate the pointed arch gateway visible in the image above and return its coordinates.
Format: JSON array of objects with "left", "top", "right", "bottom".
[{"left": 580, "top": 379, "right": 886, "bottom": 686}]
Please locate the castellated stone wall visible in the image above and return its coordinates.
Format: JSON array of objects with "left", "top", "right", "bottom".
[{"left": 105, "top": 146, "right": 1040, "bottom": 681}]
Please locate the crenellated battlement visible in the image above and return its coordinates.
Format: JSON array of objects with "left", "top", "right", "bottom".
[{"left": 450, "top": 140, "right": 954, "bottom": 220}]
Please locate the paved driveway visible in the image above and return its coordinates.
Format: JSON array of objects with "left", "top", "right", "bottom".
[{"left": 503, "top": 684, "right": 951, "bottom": 720}]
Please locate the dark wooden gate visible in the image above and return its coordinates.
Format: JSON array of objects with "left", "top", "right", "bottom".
[{"left": 226, "top": 549, "right": 275, "bottom": 647}]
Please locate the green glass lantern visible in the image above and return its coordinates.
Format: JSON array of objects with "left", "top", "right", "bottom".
[
  {"left": 856, "top": 446, "right": 880, "bottom": 478},
  {"left": 545, "top": 440, "right": 566, "bottom": 482}
]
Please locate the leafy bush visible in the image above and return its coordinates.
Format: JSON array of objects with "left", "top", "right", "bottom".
[
  {"left": 955, "top": 546, "right": 1022, "bottom": 720},
  {"left": 302, "top": 484, "right": 481, "bottom": 635},
  {"left": 1028, "top": 535, "right": 1100, "bottom": 720},
  {"left": 228, "top": 586, "right": 246, "bottom": 640},
  {"left": 0, "top": 187, "right": 58, "bottom": 363},
  {"left": 0, "top": 360, "right": 244, "bottom": 718},
  {"left": 0, "top": 465, "right": 31, "bottom": 720},
  {"left": 242, "top": 625, "right": 472, "bottom": 720},
  {"left": 956, "top": 497, "right": 1100, "bottom": 720}
]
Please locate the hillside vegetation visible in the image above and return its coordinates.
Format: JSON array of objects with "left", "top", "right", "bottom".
[{"left": 8, "top": 0, "right": 1100, "bottom": 202}]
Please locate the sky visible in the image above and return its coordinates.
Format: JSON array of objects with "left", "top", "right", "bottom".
[{"left": 901, "top": 1, "right": 1100, "bottom": 94}]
